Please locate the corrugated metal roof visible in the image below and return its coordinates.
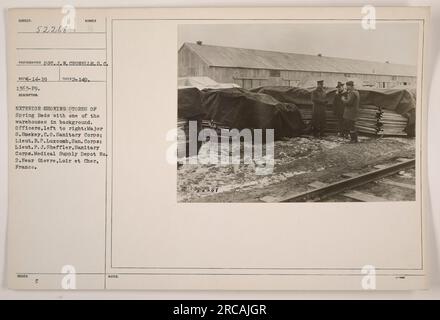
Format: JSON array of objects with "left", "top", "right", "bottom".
[{"left": 182, "top": 42, "right": 416, "bottom": 77}]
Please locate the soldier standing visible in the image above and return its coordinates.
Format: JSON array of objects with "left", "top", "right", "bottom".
[
  {"left": 311, "top": 80, "right": 327, "bottom": 138},
  {"left": 333, "top": 82, "right": 347, "bottom": 137},
  {"left": 342, "top": 80, "right": 360, "bottom": 143}
]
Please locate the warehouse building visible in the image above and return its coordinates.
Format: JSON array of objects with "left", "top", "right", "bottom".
[{"left": 178, "top": 42, "right": 417, "bottom": 89}]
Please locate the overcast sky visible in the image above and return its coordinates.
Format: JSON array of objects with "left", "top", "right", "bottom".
[{"left": 178, "top": 22, "right": 419, "bottom": 66}]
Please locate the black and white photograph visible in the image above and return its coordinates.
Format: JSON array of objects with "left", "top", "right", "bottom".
[
  {"left": 177, "top": 22, "right": 419, "bottom": 203},
  {"left": 2, "top": 5, "right": 435, "bottom": 295}
]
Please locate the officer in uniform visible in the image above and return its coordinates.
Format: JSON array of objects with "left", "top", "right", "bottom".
[
  {"left": 311, "top": 80, "right": 327, "bottom": 138},
  {"left": 333, "top": 81, "right": 347, "bottom": 137},
  {"left": 341, "top": 80, "right": 360, "bottom": 143}
]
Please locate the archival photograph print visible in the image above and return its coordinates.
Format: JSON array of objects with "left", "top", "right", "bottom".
[{"left": 177, "top": 22, "right": 419, "bottom": 203}]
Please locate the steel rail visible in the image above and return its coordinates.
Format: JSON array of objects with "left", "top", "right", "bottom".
[{"left": 276, "top": 158, "right": 415, "bottom": 202}]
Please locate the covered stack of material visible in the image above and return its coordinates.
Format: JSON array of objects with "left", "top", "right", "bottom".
[
  {"left": 252, "top": 86, "right": 416, "bottom": 137},
  {"left": 200, "top": 88, "right": 305, "bottom": 139},
  {"left": 358, "top": 88, "right": 415, "bottom": 136},
  {"left": 251, "top": 86, "right": 314, "bottom": 105},
  {"left": 177, "top": 87, "right": 305, "bottom": 142},
  {"left": 252, "top": 86, "right": 349, "bottom": 134},
  {"left": 177, "top": 87, "right": 204, "bottom": 157},
  {"left": 178, "top": 87, "right": 205, "bottom": 120}
]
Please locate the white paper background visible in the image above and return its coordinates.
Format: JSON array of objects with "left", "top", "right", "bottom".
[{"left": 0, "top": 0, "right": 439, "bottom": 299}]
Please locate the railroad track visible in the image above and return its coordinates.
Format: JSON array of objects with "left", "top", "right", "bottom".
[{"left": 263, "top": 158, "right": 416, "bottom": 202}]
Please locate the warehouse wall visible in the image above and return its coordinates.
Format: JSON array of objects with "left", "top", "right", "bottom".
[
  {"left": 178, "top": 45, "right": 211, "bottom": 78},
  {"left": 207, "top": 67, "right": 416, "bottom": 89},
  {"left": 177, "top": 46, "right": 416, "bottom": 89},
  {"left": 207, "top": 67, "right": 272, "bottom": 88}
]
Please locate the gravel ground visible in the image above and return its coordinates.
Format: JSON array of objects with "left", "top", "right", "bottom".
[{"left": 177, "top": 135, "right": 415, "bottom": 202}]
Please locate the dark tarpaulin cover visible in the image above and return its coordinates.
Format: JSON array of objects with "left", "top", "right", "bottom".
[
  {"left": 201, "top": 88, "right": 304, "bottom": 139},
  {"left": 251, "top": 86, "right": 415, "bottom": 112},
  {"left": 251, "top": 86, "right": 317, "bottom": 106},
  {"left": 177, "top": 87, "right": 205, "bottom": 120},
  {"left": 357, "top": 88, "right": 416, "bottom": 115},
  {"left": 251, "top": 86, "right": 416, "bottom": 135}
]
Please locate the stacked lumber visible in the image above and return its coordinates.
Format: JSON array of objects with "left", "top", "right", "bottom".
[
  {"left": 355, "top": 105, "right": 382, "bottom": 135},
  {"left": 297, "top": 105, "right": 339, "bottom": 133},
  {"left": 379, "top": 109, "right": 409, "bottom": 136},
  {"left": 177, "top": 119, "right": 189, "bottom": 130},
  {"left": 296, "top": 105, "right": 313, "bottom": 123},
  {"left": 201, "top": 120, "right": 233, "bottom": 141},
  {"left": 297, "top": 104, "right": 409, "bottom": 136},
  {"left": 180, "top": 119, "right": 233, "bottom": 143},
  {"left": 180, "top": 106, "right": 408, "bottom": 141},
  {"left": 324, "top": 111, "right": 339, "bottom": 133},
  {"left": 355, "top": 105, "right": 408, "bottom": 136},
  {"left": 201, "top": 120, "right": 230, "bottom": 132}
]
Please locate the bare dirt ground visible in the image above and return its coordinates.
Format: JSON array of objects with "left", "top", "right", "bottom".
[{"left": 177, "top": 135, "right": 415, "bottom": 202}]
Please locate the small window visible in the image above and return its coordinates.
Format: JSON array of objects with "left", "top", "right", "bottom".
[{"left": 269, "top": 70, "right": 281, "bottom": 77}]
